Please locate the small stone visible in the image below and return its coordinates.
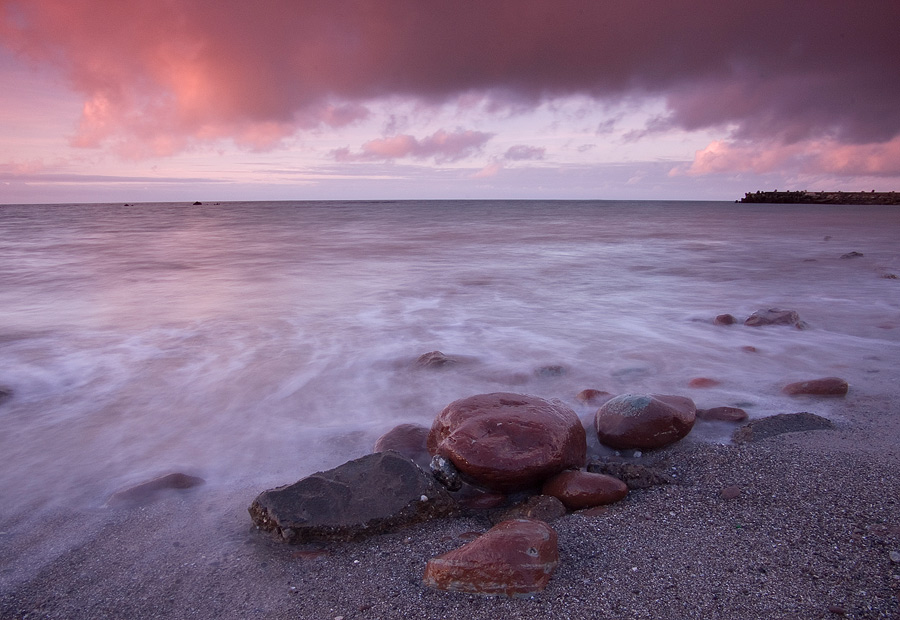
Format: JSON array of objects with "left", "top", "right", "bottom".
[
  {"left": 414, "top": 350, "right": 460, "bottom": 369},
  {"left": 688, "top": 377, "right": 721, "bottom": 388},
  {"left": 744, "top": 308, "right": 808, "bottom": 329},
  {"left": 541, "top": 470, "right": 628, "bottom": 510},
  {"left": 741, "top": 346, "right": 758, "bottom": 353},
  {"left": 535, "top": 365, "right": 566, "bottom": 377},
  {"left": 720, "top": 485, "right": 741, "bottom": 500},
  {"left": 374, "top": 423, "right": 430, "bottom": 466},
  {"left": 827, "top": 605, "right": 847, "bottom": 615},
  {"left": 782, "top": 377, "right": 849, "bottom": 396},
  {"left": 714, "top": 313, "right": 737, "bottom": 325},
  {"left": 423, "top": 519, "right": 559, "bottom": 596},
  {"left": 890, "top": 550, "right": 900, "bottom": 563},
  {"left": 430, "top": 455, "right": 462, "bottom": 491}
]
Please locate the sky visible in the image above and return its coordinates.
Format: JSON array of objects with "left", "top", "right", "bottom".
[{"left": 2, "top": 0, "right": 899, "bottom": 204}]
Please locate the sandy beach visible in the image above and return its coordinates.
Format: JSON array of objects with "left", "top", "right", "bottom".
[{"left": 2, "top": 392, "right": 898, "bottom": 620}]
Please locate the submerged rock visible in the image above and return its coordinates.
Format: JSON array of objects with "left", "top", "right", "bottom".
[
  {"left": 374, "top": 423, "right": 431, "bottom": 467},
  {"left": 248, "top": 451, "right": 457, "bottom": 543},
  {"left": 107, "top": 472, "right": 205, "bottom": 507},
  {"left": 696, "top": 406, "right": 749, "bottom": 422},
  {"left": 541, "top": 470, "right": 628, "bottom": 510},
  {"left": 714, "top": 313, "right": 738, "bottom": 325},
  {"left": 414, "top": 350, "right": 460, "bottom": 369},
  {"left": 423, "top": 519, "right": 559, "bottom": 596},
  {"left": 427, "top": 392, "right": 586, "bottom": 492},
  {"left": 782, "top": 377, "right": 849, "bottom": 396},
  {"left": 732, "top": 412, "right": 835, "bottom": 443},
  {"left": 744, "top": 308, "right": 808, "bottom": 329},
  {"left": 594, "top": 393, "right": 696, "bottom": 450},
  {"left": 575, "top": 389, "right": 613, "bottom": 405}
]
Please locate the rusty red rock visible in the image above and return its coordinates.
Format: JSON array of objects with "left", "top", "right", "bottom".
[{"left": 541, "top": 470, "right": 628, "bottom": 510}]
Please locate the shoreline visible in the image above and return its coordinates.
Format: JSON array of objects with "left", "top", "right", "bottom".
[{"left": 2, "top": 396, "right": 899, "bottom": 619}]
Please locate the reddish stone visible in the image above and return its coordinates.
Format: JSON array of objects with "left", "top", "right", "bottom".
[
  {"left": 575, "top": 389, "right": 613, "bottom": 405},
  {"left": 688, "top": 377, "right": 721, "bottom": 388},
  {"left": 423, "top": 519, "right": 559, "bottom": 596},
  {"left": 541, "top": 470, "right": 628, "bottom": 510},
  {"left": 741, "top": 345, "right": 758, "bottom": 353},
  {"left": 783, "top": 377, "right": 849, "bottom": 396},
  {"left": 373, "top": 423, "right": 430, "bottom": 466},
  {"left": 594, "top": 394, "right": 696, "bottom": 450},
  {"left": 427, "top": 393, "right": 587, "bottom": 492},
  {"left": 696, "top": 406, "right": 748, "bottom": 422},
  {"left": 714, "top": 313, "right": 737, "bottom": 325}
]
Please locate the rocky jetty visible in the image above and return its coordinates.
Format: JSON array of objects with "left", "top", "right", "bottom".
[{"left": 738, "top": 190, "right": 900, "bottom": 205}]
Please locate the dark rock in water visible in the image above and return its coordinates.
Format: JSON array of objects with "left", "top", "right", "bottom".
[
  {"left": 587, "top": 459, "right": 675, "bottom": 489},
  {"left": 732, "top": 412, "right": 835, "bottom": 443},
  {"left": 248, "top": 451, "right": 457, "bottom": 543},
  {"left": 688, "top": 377, "right": 721, "bottom": 388},
  {"left": 594, "top": 393, "right": 696, "bottom": 450},
  {"left": 423, "top": 519, "right": 559, "bottom": 596},
  {"left": 840, "top": 251, "right": 864, "bottom": 259},
  {"left": 489, "top": 495, "right": 567, "bottom": 525},
  {"left": 107, "top": 472, "right": 205, "bottom": 507},
  {"left": 0, "top": 387, "right": 11, "bottom": 405},
  {"left": 696, "top": 406, "right": 749, "bottom": 422},
  {"left": 534, "top": 365, "right": 566, "bottom": 378},
  {"left": 430, "top": 455, "right": 462, "bottom": 491},
  {"left": 744, "top": 308, "right": 808, "bottom": 329},
  {"left": 427, "top": 392, "right": 587, "bottom": 492},
  {"left": 782, "top": 377, "right": 849, "bottom": 396},
  {"left": 541, "top": 470, "right": 628, "bottom": 510},
  {"left": 374, "top": 423, "right": 430, "bottom": 467},
  {"left": 714, "top": 313, "right": 738, "bottom": 326},
  {"left": 575, "top": 389, "right": 613, "bottom": 405},
  {"left": 192, "top": 201, "right": 202, "bottom": 205},
  {"left": 414, "top": 350, "right": 459, "bottom": 369}
]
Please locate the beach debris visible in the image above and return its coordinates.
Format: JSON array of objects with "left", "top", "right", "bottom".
[
  {"left": 744, "top": 307, "right": 809, "bottom": 329},
  {"left": 423, "top": 519, "right": 559, "bottom": 596},
  {"left": 414, "top": 350, "right": 461, "bottom": 369},
  {"left": 732, "top": 412, "right": 835, "bottom": 443},
  {"left": 586, "top": 459, "right": 675, "bottom": 489},
  {"left": 575, "top": 388, "right": 613, "bottom": 405},
  {"left": 106, "top": 472, "right": 205, "bottom": 508},
  {"left": 594, "top": 393, "right": 696, "bottom": 450},
  {"left": 488, "top": 494, "right": 567, "bottom": 525},
  {"left": 430, "top": 455, "right": 462, "bottom": 491},
  {"left": 696, "top": 406, "right": 749, "bottom": 422},
  {"left": 714, "top": 313, "right": 738, "bottom": 325},
  {"left": 427, "top": 392, "right": 586, "bottom": 492},
  {"left": 249, "top": 451, "right": 457, "bottom": 544},
  {"left": 782, "top": 377, "right": 849, "bottom": 396},
  {"left": 541, "top": 470, "right": 628, "bottom": 510},
  {"left": 373, "top": 423, "right": 430, "bottom": 467}
]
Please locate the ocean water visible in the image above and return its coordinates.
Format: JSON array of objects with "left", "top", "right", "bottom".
[{"left": 1, "top": 200, "right": 899, "bottom": 513}]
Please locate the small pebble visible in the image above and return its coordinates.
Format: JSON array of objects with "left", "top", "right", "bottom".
[
  {"left": 827, "top": 605, "right": 847, "bottom": 615},
  {"left": 890, "top": 550, "right": 900, "bottom": 563},
  {"left": 721, "top": 485, "right": 741, "bottom": 500}
]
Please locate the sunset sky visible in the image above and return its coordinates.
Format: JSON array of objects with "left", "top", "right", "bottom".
[{"left": 2, "top": 1, "right": 899, "bottom": 204}]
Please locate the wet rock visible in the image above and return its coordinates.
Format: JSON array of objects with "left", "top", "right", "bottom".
[
  {"left": 489, "top": 495, "right": 567, "bottom": 525},
  {"left": 414, "top": 350, "right": 459, "bottom": 369},
  {"left": 594, "top": 393, "right": 696, "bottom": 450},
  {"left": 430, "top": 455, "right": 462, "bottom": 491},
  {"left": 840, "top": 251, "right": 864, "bottom": 259},
  {"left": 744, "top": 308, "right": 808, "bottom": 329},
  {"left": 732, "top": 412, "right": 835, "bottom": 443},
  {"left": 248, "top": 451, "right": 457, "bottom": 543},
  {"left": 0, "top": 387, "right": 11, "bottom": 405},
  {"left": 575, "top": 389, "right": 613, "bottom": 405},
  {"left": 534, "top": 365, "right": 566, "bottom": 377},
  {"left": 714, "top": 313, "right": 738, "bottom": 325},
  {"left": 696, "top": 406, "right": 749, "bottom": 422},
  {"left": 107, "top": 472, "right": 205, "bottom": 507},
  {"left": 427, "top": 392, "right": 586, "bottom": 492},
  {"left": 423, "top": 519, "right": 559, "bottom": 596},
  {"left": 374, "top": 423, "right": 430, "bottom": 466},
  {"left": 541, "top": 470, "right": 628, "bottom": 510},
  {"left": 586, "top": 460, "right": 675, "bottom": 489},
  {"left": 688, "top": 377, "right": 721, "bottom": 388},
  {"left": 782, "top": 377, "right": 849, "bottom": 396}
]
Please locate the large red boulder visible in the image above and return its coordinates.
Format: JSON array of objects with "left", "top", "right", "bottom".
[
  {"left": 373, "top": 423, "right": 430, "bottom": 466},
  {"left": 594, "top": 394, "right": 696, "bottom": 450},
  {"left": 423, "top": 519, "right": 559, "bottom": 596},
  {"left": 427, "top": 392, "right": 586, "bottom": 492},
  {"left": 541, "top": 470, "right": 628, "bottom": 510}
]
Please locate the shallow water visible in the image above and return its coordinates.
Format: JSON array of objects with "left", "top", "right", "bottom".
[{"left": 1, "top": 200, "right": 899, "bottom": 512}]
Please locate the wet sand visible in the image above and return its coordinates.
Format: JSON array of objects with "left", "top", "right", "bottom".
[{"left": 2, "top": 395, "right": 899, "bottom": 619}]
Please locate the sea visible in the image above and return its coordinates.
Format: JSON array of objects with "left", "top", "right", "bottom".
[{"left": 1, "top": 200, "right": 899, "bottom": 515}]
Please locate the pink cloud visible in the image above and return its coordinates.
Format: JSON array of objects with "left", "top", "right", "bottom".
[
  {"left": 1, "top": 0, "right": 898, "bottom": 164},
  {"left": 335, "top": 129, "right": 493, "bottom": 163}
]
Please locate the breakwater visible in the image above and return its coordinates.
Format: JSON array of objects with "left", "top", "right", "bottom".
[{"left": 738, "top": 190, "right": 900, "bottom": 205}]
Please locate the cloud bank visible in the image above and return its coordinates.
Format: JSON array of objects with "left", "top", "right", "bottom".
[{"left": 2, "top": 0, "right": 898, "bottom": 175}]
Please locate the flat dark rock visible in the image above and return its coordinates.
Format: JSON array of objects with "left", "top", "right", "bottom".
[
  {"left": 249, "top": 451, "right": 457, "bottom": 543},
  {"left": 107, "top": 472, "right": 205, "bottom": 507},
  {"left": 586, "top": 460, "right": 675, "bottom": 489},
  {"left": 732, "top": 412, "right": 835, "bottom": 443}
]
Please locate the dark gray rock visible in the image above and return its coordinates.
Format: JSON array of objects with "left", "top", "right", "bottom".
[
  {"left": 107, "top": 472, "right": 205, "bottom": 507},
  {"left": 840, "top": 251, "right": 864, "bottom": 259},
  {"left": 430, "top": 455, "right": 462, "bottom": 491},
  {"left": 249, "top": 451, "right": 458, "bottom": 543},
  {"left": 587, "top": 459, "right": 675, "bottom": 489},
  {"left": 489, "top": 494, "right": 567, "bottom": 525},
  {"left": 744, "top": 308, "right": 809, "bottom": 329},
  {"left": 414, "top": 350, "right": 459, "bottom": 369},
  {"left": 732, "top": 412, "right": 835, "bottom": 443}
]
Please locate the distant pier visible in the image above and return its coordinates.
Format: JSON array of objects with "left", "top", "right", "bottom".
[{"left": 738, "top": 190, "right": 900, "bottom": 205}]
